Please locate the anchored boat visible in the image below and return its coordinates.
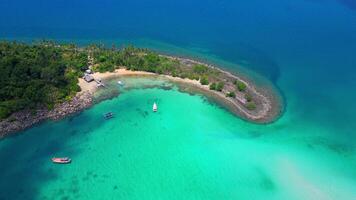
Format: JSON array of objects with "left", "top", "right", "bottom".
[
  {"left": 52, "top": 157, "right": 71, "bottom": 164},
  {"left": 153, "top": 102, "right": 158, "bottom": 112},
  {"left": 117, "top": 80, "right": 124, "bottom": 86},
  {"left": 103, "top": 112, "right": 114, "bottom": 119}
]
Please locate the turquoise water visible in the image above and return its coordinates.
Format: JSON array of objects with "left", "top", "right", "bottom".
[
  {"left": 1, "top": 0, "right": 356, "bottom": 199},
  {"left": 0, "top": 78, "right": 355, "bottom": 200}
]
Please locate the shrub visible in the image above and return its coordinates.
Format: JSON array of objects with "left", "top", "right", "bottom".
[
  {"left": 97, "top": 62, "right": 115, "bottom": 73},
  {"left": 0, "top": 107, "right": 10, "bottom": 119},
  {"left": 226, "top": 92, "right": 236, "bottom": 98},
  {"left": 210, "top": 83, "right": 217, "bottom": 90},
  {"left": 188, "top": 73, "right": 199, "bottom": 80},
  {"left": 200, "top": 76, "right": 209, "bottom": 85},
  {"left": 236, "top": 81, "right": 247, "bottom": 92},
  {"left": 179, "top": 73, "right": 187, "bottom": 79},
  {"left": 245, "top": 93, "right": 253, "bottom": 102},
  {"left": 246, "top": 102, "right": 256, "bottom": 110},
  {"left": 216, "top": 82, "right": 224, "bottom": 91},
  {"left": 156, "top": 68, "right": 163, "bottom": 74},
  {"left": 98, "top": 55, "right": 107, "bottom": 63},
  {"left": 193, "top": 64, "right": 208, "bottom": 74}
]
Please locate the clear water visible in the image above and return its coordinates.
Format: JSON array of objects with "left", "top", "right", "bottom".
[{"left": 1, "top": 0, "right": 356, "bottom": 199}]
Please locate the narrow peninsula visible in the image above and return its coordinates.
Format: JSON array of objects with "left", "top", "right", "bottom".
[{"left": 0, "top": 41, "right": 282, "bottom": 137}]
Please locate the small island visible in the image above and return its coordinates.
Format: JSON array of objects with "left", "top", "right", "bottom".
[{"left": 0, "top": 41, "right": 282, "bottom": 137}]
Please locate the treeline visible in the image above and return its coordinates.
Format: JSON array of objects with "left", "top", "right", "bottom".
[
  {"left": 90, "top": 45, "right": 219, "bottom": 81},
  {"left": 91, "top": 46, "right": 256, "bottom": 110},
  {"left": 0, "top": 41, "right": 256, "bottom": 119},
  {"left": 0, "top": 41, "right": 86, "bottom": 119}
]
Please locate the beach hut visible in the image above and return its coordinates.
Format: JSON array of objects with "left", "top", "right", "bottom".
[{"left": 83, "top": 74, "right": 94, "bottom": 82}]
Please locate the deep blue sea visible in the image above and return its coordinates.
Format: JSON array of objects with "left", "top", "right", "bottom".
[{"left": 1, "top": 0, "right": 356, "bottom": 199}]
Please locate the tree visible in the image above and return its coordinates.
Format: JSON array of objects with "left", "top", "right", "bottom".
[
  {"left": 209, "top": 83, "right": 217, "bottom": 90},
  {"left": 0, "top": 41, "right": 87, "bottom": 119},
  {"left": 193, "top": 64, "right": 208, "bottom": 74},
  {"left": 216, "top": 82, "right": 224, "bottom": 91},
  {"left": 226, "top": 92, "right": 236, "bottom": 98},
  {"left": 200, "top": 76, "right": 209, "bottom": 85},
  {"left": 246, "top": 102, "right": 256, "bottom": 110},
  {"left": 245, "top": 93, "right": 252, "bottom": 102},
  {"left": 236, "top": 81, "right": 247, "bottom": 92}
]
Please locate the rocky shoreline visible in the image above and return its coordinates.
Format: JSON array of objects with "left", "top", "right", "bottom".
[
  {"left": 162, "top": 55, "right": 282, "bottom": 122},
  {"left": 0, "top": 54, "right": 282, "bottom": 139},
  {"left": 0, "top": 91, "right": 93, "bottom": 139}
]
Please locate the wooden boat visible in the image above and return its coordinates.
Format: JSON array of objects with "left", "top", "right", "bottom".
[
  {"left": 103, "top": 112, "right": 114, "bottom": 119},
  {"left": 52, "top": 157, "right": 71, "bottom": 164},
  {"left": 153, "top": 102, "right": 157, "bottom": 112}
]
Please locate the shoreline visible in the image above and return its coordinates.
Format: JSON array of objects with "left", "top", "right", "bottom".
[
  {"left": 0, "top": 57, "right": 282, "bottom": 139},
  {"left": 0, "top": 91, "right": 93, "bottom": 138},
  {"left": 80, "top": 66, "right": 281, "bottom": 123}
]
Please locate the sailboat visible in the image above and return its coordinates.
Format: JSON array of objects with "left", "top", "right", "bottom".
[
  {"left": 153, "top": 102, "right": 158, "bottom": 112},
  {"left": 117, "top": 80, "right": 124, "bottom": 86}
]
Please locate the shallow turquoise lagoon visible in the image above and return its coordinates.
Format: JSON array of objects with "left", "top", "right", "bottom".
[
  {"left": 1, "top": 0, "right": 356, "bottom": 199},
  {"left": 0, "top": 77, "right": 355, "bottom": 200}
]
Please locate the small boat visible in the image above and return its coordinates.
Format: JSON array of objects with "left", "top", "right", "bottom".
[
  {"left": 117, "top": 80, "right": 124, "bottom": 86},
  {"left": 103, "top": 112, "right": 114, "bottom": 119},
  {"left": 52, "top": 157, "right": 71, "bottom": 164},
  {"left": 153, "top": 102, "right": 158, "bottom": 112}
]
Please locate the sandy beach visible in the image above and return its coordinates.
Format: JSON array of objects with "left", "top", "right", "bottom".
[
  {"left": 1, "top": 58, "right": 280, "bottom": 138},
  {"left": 78, "top": 69, "right": 155, "bottom": 94},
  {"left": 78, "top": 68, "right": 279, "bottom": 122}
]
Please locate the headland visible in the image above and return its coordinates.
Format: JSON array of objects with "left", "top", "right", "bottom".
[{"left": 0, "top": 41, "right": 282, "bottom": 138}]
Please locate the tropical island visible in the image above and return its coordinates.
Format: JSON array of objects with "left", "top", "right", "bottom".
[{"left": 0, "top": 41, "right": 281, "bottom": 137}]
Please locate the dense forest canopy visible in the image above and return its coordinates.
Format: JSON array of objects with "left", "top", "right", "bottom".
[{"left": 0, "top": 41, "right": 87, "bottom": 119}]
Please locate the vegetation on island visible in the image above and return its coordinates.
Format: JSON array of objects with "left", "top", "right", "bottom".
[
  {"left": 226, "top": 92, "right": 236, "bottom": 98},
  {"left": 245, "top": 93, "right": 253, "bottom": 102},
  {"left": 235, "top": 80, "right": 247, "bottom": 92},
  {"left": 0, "top": 41, "right": 258, "bottom": 120},
  {"left": 0, "top": 41, "right": 85, "bottom": 119},
  {"left": 246, "top": 102, "right": 257, "bottom": 110}
]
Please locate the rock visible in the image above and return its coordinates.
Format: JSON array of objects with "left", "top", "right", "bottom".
[{"left": 0, "top": 92, "right": 93, "bottom": 138}]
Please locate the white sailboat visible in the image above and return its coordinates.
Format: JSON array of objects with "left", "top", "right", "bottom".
[
  {"left": 117, "top": 80, "right": 124, "bottom": 86},
  {"left": 153, "top": 102, "right": 158, "bottom": 112}
]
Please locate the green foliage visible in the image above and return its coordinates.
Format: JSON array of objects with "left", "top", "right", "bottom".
[
  {"left": 0, "top": 41, "right": 230, "bottom": 119},
  {"left": 209, "top": 83, "right": 217, "bottom": 90},
  {"left": 245, "top": 93, "right": 253, "bottom": 102},
  {"left": 216, "top": 82, "right": 224, "bottom": 91},
  {"left": 246, "top": 102, "right": 256, "bottom": 110},
  {"left": 187, "top": 74, "right": 199, "bottom": 80},
  {"left": 226, "top": 92, "right": 236, "bottom": 98},
  {"left": 209, "top": 82, "right": 224, "bottom": 91},
  {"left": 236, "top": 81, "right": 247, "bottom": 92},
  {"left": 144, "top": 52, "right": 160, "bottom": 71},
  {"left": 200, "top": 76, "right": 209, "bottom": 85},
  {"left": 193, "top": 64, "right": 208, "bottom": 74},
  {"left": 96, "top": 62, "right": 115, "bottom": 73},
  {"left": 0, "top": 41, "right": 85, "bottom": 119}
]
